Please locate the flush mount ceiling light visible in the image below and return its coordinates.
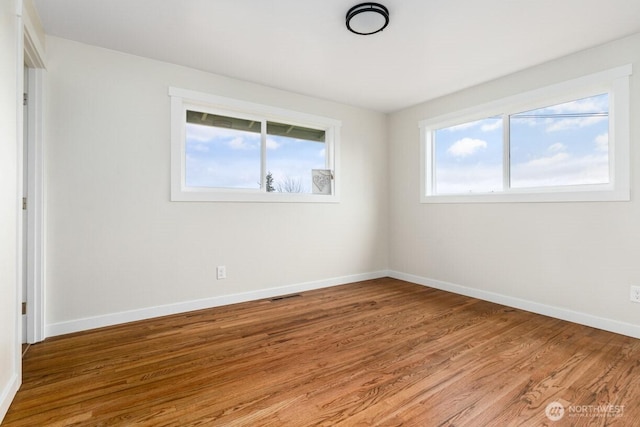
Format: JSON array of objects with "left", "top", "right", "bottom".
[{"left": 346, "top": 3, "right": 389, "bottom": 35}]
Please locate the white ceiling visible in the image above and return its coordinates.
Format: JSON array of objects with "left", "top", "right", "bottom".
[{"left": 33, "top": 0, "right": 640, "bottom": 113}]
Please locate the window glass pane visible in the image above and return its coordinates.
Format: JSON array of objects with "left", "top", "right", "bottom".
[
  {"left": 510, "top": 94, "right": 609, "bottom": 188},
  {"left": 185, "top": 111, "right": 261, "bottom": 189},
  {"left": 266, "top": 121, "right": 326, "bottom": 193},
  {"left": 433, "top": 117, "right": 503, "bottom": 194}
]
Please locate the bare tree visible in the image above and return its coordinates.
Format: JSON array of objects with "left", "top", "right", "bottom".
[{"left": 276, "top": 176, "right": 304, "bottom": 193}]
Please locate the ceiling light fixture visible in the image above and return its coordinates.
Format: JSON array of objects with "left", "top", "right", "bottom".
[{"left": 346, "top": 3, "right": 389, "bottom": 36}]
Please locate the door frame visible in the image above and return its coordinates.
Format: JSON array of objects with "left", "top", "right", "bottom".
[{"left": 22, "top": 4, "right": 45, "bottom": 344}]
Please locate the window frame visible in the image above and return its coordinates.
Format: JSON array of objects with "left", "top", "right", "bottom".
[
  {"left": 170, "top": 87, "right": 341, "bottom": 203},
  {"left": 419, "top": 65, "right": 631, "bottom": 203}
]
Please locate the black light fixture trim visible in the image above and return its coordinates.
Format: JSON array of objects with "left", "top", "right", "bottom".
[{"left": 346, "top": 3, "right": 389, "bottom": 35}]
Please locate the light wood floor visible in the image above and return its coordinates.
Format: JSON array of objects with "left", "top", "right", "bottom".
[{"left": 4, "top": 278, "right": 640, "bottom": 426}]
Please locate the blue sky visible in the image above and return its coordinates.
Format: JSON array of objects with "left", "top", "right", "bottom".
[
  {"left": 434, "top": 93, "right": 609, "bottom": 194},
  {"left": 185, "top": 123, "right": 326, "bottom": 192}
]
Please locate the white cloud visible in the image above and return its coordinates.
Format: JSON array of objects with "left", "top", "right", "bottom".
[
  {"left": 548, "top": 97, "right": 607, "bottom": 115},
  {"left": 228, "top": 136, "right": 255, "bottom": 150},
  {"left": 444, "top": 118, "right": 501, "bottom": 133},
  {"left": 513, "top": 114, "right": 605, "bottom": 132},
  {"left": 436, "top": 151, "right": 608, "bottom": 194},
  {"left": 545, "top": 96, "right": 608, "bottom": 132},
  {"left": 595, "top": 133, "right": 608, "bottom": 152},
  {"left": 480, "top": 120, "right": 502, "bottom": 132},
  {"left": 548, "top": 142, "right": 566, "bottom": 153},
  {"left": 446, "top": 121, "right": 479, "bottom": 132},
  {"left": 266, "top": 137, "right": 282, "bottom": 150},
  {"left": 185, "top": 156, "right": 261, "bottom": 189},
  {"left": 435, "top": 164, "right": 502, "bottom": 194},
  {"left": 545, "top": 116, "right": 606, "bottom": 132},
  {"left": 447, "top": 138, "right": 487, "bottom": 157},
  {"left": 513, "top": 95, "right": 608, "bottom": 132},
  {"left": 191, "top": 143, "right": 209, "bottom": 153},
  {"left": 186, "top": 124, "right": 216, "bottom": 142},
  {"left": 511, "top": 153, "right": 609, "bottom": 187},
  {"left": 525, "top": 152, "right": 570, "bottom": 167}
]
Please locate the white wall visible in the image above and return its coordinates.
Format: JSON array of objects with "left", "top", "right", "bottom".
[
  {"left": 0, "top": 0, "right": 20, "bottom": 421},
  {"left": 389, "top": 33, "right": 640, "bottom": 336},
  {"left": 44, "top": 37, "right": 389, "bottom": 334}
]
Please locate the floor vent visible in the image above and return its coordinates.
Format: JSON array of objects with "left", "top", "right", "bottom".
[{"left": 270, "top": 294, "right": 302, "bottom": 302}]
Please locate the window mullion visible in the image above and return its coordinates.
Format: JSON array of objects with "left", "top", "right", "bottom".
[
  {"left": 325, "top": 127, "right": 332, "bottom": 170},
  {"left": 502, "top": 113, "right": 510, "bottom": 192},
  {"left": 260, "top": 119, "right": 267, "bottom": 192}
]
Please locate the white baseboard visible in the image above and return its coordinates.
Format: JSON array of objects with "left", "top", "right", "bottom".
[
  {"left": 45, "top": 270, "right": 390, "bottom": 338},
  {"left": 0, "top": 373, "right": 20, "bottom": 424},
  {"left": 389, "top": 270, "right": 640, "bottom": 340},
  {"left": 45, "top": 270, "right": 640, "bottom": 340}
]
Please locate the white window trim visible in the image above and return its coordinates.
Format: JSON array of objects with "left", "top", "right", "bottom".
[
  {"left": 419, "top": 65, "right": 631, "bottom": 203},
  {"left": 170, "top": 87, "right": 341, "bottom": 203}
]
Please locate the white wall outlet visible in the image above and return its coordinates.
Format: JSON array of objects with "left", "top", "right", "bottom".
[
  {"left": 216, "top": 266, "right": 226, "bottom": 280},
  {"left": 630, "top": 286, "right": 640, "bottom": 303}
]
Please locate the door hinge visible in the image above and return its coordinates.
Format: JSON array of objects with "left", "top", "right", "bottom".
[
  {"left": 22, "top": 197, "right": 27, "bottom": 210},
  {"left": 22, "top": 302, "right": 26, "bottom": 315},
  {"left": 23, "top": 92, "right": 28, "bottom": 106}
]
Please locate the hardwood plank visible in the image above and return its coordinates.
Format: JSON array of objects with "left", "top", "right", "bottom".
[{"left": 4, "top": 278, "right": 640, "bottom": 426}]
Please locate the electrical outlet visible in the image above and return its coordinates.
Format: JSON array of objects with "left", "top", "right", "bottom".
[
  {"left": 630, "top": 286, "right": 640, "bottom": 303},
  {"left": 216, "top": 266, "right": 226, "bottom": 280}
]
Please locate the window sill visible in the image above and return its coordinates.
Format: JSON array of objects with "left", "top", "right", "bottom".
[
  {"left": 171, "top": 189, "right": 340, "bottom": 203},
  {"left": 421, "top": 186, "right": 630, "bottom": 204}
]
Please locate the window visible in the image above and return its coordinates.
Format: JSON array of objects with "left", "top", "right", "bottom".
[
  {"left": 420, "top": 65, "right": 631, "bottom": 203},
  {"left": 170, "top": 88, "right": 340, "bottom": 202}
]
